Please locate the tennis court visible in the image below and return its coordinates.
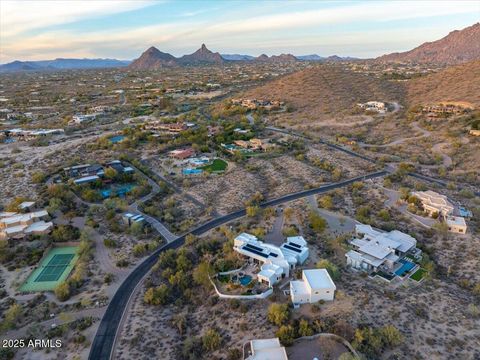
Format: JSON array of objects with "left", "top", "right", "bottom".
[{"left": 20, "top": 246, "right": 79, "bottom": 292}]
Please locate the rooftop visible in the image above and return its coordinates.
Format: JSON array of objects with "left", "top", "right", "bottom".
[
  {"left": 446, "top": 216, "right": 467, "bottom": 227},
  {"left": 303, "top": 269, "right": 336, "bottom": 289}
]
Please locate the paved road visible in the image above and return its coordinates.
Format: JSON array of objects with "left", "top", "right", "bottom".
[
  {"left": 266, "top": 125, "right": 480, "bottom": 197},
  {"left": 88, "top": 170, "right": 387, "bottom": 360}
]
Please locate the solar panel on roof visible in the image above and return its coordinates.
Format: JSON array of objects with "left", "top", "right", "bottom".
[
  {"left": 242, "top": 245, "right": 268, "bottom": 258},
  {"left": 282, "top": 244, "right": 302, "bottom": 253},
  {"left": 288, "top": 242, "right": 302, "bottom": 248},
  {"left": 244, "top": 243, "right": 264, "bottom": 252},
  {"left": 269, "top": 252, "right": 278, "bottom": 257}
]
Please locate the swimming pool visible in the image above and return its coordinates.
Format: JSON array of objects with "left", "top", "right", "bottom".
[
  {"left": 239, "top": 275, "right": 252, "bottom": 286},
  {"left": 183, "top": 168, "right": 203, "bottom": 175},
  {"left": 395, "top": 259, "right": 415, "bottom": 277},
  {"left": 109, "top": 135, "right": 125, "bottom": 143},
  {"left": 100, "top": 184, "right": 135, "bottom": 198}
]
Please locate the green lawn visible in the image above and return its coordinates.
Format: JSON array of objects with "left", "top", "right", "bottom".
[
  {"left": 410, "top": 268, "right": 427, "bottom": 282},
  {"left": 201, "top": 159, "right": 228, "bottom": 172}
]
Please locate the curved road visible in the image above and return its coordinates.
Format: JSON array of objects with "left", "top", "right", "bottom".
[{"left": 88, "top": 170, "right": 387, "bottom": 359}]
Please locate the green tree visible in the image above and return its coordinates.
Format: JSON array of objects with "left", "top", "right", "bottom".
[
  {"left": 133, "top": 243, "right": 147, "bottom": 257},
  {"left": 193, "top": 261, "right": 214, "bottom": 288},
  {"left": 246, "top": 205, "right": 260, "bottom": 217},
  {"left": 318, "top": 195, "right": 334, "bottom": 209},
  {"left": 276, "top": 325, "right": 296, "bottom": 346},
  {"left": 55, "top": 282, "right": 71, "bottom": 301},
  {"left": 144, "top": 284, "right": 170, "bottom": 305},
  {"left": 202, "top": 328, "right": 222, "bottom": 352},
  {"left": 2, "top": 303, "right": 22, "bottom": 330},
  {"left": 297, "top": 319, "right": 314, "bottom": 337},
  {"left": 308, "top": 211, "right": 327, "bottom": 233},
  {"left": 31, "top": 172, "right": 46, "bottom": 184},
  {"left": 316, "top": 259, "right": 340, "bottom": 280},
  {"left": 377, "top": 209, "right": 390, "bottom": 221},
  {"left": 379, "top": 325, "right": 404, "bottom": 347},
  {"left": 267, "top": 303, "right": 290, "bottom": 326},
  {"left": 104, "top": 167, "right": 118, "bottom": 179}
]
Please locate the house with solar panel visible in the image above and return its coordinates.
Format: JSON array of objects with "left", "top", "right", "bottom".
[
  {"left": 122, "top": 213, "right": 146, "bottom": 227},
  {"left": 233, "top": 233, "right": 309, "bottom": 287},
  {"left": 345, "top": 224, "right": 421, "bottom": 278}
]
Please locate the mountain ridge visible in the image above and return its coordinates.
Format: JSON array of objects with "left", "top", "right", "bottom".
[
  {"left": 377, "top": 22, "right": 480, "bottom": 64},
  {"left": 0, "top": 58, "right": 130, "bottom": 72}
]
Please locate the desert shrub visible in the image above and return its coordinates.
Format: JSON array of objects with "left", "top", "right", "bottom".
[{"left": 267, "top": 303, "right": 290, "bottom": 326}]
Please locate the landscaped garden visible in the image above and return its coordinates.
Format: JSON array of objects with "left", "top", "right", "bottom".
[
  {"left": 200, "top": 159, "right": 228, "bottom": 173},
  {"left": 410, "top": 268, "right": 427, "bottom": 282}
]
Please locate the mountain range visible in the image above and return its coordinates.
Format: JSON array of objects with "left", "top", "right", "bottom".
[
  {"left": 0, "top": 58, "right": 130, "bottom": 72},
  {"left": 1, "top": 23, "right": 479, "bottom": 72},
  {"left": 377, "top": 22, "right": 480, "bottom": 65}
]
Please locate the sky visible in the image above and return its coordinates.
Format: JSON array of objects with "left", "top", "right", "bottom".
[{"left": 0, "top": 0, "right": 479, "bottom": 63}]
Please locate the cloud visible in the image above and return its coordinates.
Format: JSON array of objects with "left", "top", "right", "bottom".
[
  {"left": 0, "top": 0, "right": 156, "bottom": 37},
  {"left": 0, "top": 0, "right": 478, "bottom": 62}
]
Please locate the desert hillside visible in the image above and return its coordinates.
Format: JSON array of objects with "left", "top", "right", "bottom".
[
  {"left": 242, "top": 64, "right": 404, "bottom": 120},
  {"left": 406, "top": 60, "right": 480, "bottom": 107},
  {"left": 377, "top": 22, "right": 480, "bottom": 65}
]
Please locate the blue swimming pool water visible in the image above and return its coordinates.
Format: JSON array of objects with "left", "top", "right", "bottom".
[
  {"left": 183, "top": 168, "right": 203, "bottom": 175},
  {"left": 395, "top": 259, "right": 415, "bottom": 277},
  {"left": 109, "top": 135, "right": 125, "bottom": 143},
  {"left": 100, "top": 184, "right": 135, "bottom": 198},
  {"left": 239, "top": 275, "right": 252, "bottom": 286}
]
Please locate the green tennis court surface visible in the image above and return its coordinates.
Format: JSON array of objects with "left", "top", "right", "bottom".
[{"left": 20, "top": 247, "right": 79, "bottom": 292}]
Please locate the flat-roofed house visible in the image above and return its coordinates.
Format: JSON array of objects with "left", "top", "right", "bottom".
[
  {"left": 345, "top": 224, "right": 418, "bottom": 273},
  {"left": 280, "top": 236, "right": 309, "bottom": 265},
  {"left": 74, "top": 175, "right": 100, "bottom": 185},
  {"left": 245, "top": 338, "right": 288, "bottom": 360},
  {"left": 0, "top": 210, "right": 52, "bottom": 239},
  {"left": 290, "top": 269, "right": 336, "bottom": 305},
  {"left": 412, "top": 190, "right": 454, "bottom": 217},
  {"left": 233, "top": 233, "right": 310, "bottom": 287},
  {"left": 446, "top": 216, "right": 467, "bottom": 234}
]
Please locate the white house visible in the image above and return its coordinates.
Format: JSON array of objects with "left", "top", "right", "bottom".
[
  {"left": 357, "top": 101, "right": 386, "bottom": 113},
  {"left": 280, "top": 236, "right": 309, "bottom": 264},
  {"left": 245, "top": 338, "right": 288, "bottom": 360},
  {"left": 233, "top": 233, "right": 309, "bottom": 287},
  {"left": 0, "top": 210, "right": 52, "bottom": 240},
  {"left": 411, "top": 190, "right": 454, "bottom": 217},
  {"left": 290, "top": 269, "right": 336, "bottom": 305},
  {"left": 345, "top": 224, "right": 418, "bottom": 273},
  {"left": 446, "top": 216, "right": 467, "bottom": 234},
  {"left": 72, "top": 114, "right": 98, "bottom": 124}
]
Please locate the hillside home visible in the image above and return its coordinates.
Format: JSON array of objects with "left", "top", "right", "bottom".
[
  {"left": 245, "top": 338, "right": 288, "bottom": 360},
  {"left": 357, "top": 101, "right": 386, "bottom": 113},
  {"left": 122, "top": 213, "right": 146, "bottom": 227},
  {"left": 169, "top": 148, "right": 195, "bottom": 160},
  {"left": 345, "top": 224, "right": 419, "bottom": 273},
  {"left": 0, "top": 210, "right": 53, "bottom": 240},
  {"left": 143, "top": 122, "right": 187, "bottom": 133},
  {"left": 233, "top": 233, "right": 309, "bottom": 287},
  {"left": 412, "top": 190, "right": 454, "bottom": 217},
  {"left": 290, "top": 269, "right": 336, "bottom": 306},
  {"left": 446, "top": 216, "right": 467, "bottom": 234},
  {"left": 469, "top": 129, "right": 480, "bottom": 136},
  {"left": 72, "top": 114, "right": 98, "bottom": 124},
  {"left": 422, "top": 103, "right": 473, "bottom": 118}
]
